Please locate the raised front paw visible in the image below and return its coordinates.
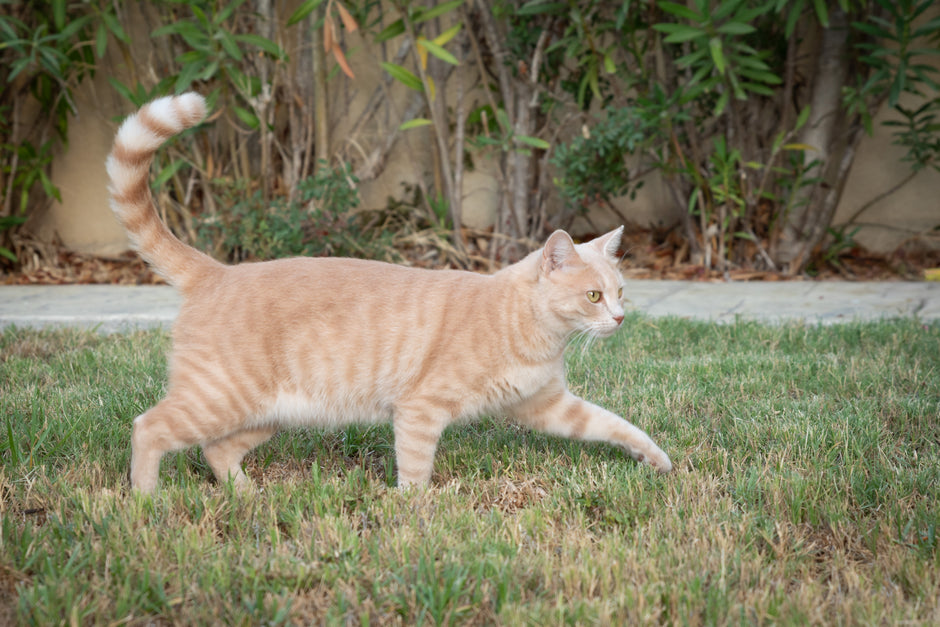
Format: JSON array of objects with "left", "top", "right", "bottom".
[{"left": 631, "top": 443, "right": 673, "bottom": 474}]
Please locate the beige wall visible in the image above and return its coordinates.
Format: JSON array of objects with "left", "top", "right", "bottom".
[
  {"left": 34, "top": 70, "right": 132, "bottom": 255},
  {"left": 833, "top": 90, "right": 940, "bottom": 252}
]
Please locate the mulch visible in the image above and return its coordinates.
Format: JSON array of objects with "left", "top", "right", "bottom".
[{"left": 2, "top": 227, "right": 938, "bottom": 285}]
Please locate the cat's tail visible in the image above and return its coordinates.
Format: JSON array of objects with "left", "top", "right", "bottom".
[{"left": 106, "top": 93, "right": 222, "bottom": 290}]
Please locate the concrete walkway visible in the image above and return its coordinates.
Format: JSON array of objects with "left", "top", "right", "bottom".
[{"left": 1, "top": 281, "right": 938, "bottom": 332}]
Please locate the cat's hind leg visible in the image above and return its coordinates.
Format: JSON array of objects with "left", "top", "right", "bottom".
[
  {"left": 393, "top": 399, "right": 450, "bottom": 487},
  {"left": 512, "top": 386, "right": 672, "bottom": 473},
  {"left": 130, "top": 397, "right": 205, "bottom": 494},
  {"left": 130, "top": 394, "right": 253, "bottom": 494},
  {"left": 202, "top": 426, "right": 277, "bottom": 492}
]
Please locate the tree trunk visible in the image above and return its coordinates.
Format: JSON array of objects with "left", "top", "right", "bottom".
[
  {"left": 311, "top": 7, "right": 330, "bottom": 171},
  {"left": 774, "top": 7, "right": 850, "bottom": 272},
  {"left": 510, "top": 82, "right": 532, "bottom": 241}
]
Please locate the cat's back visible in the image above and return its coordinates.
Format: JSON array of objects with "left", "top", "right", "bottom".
[
  {"left": 184, "top": 255, "right": 493, "bottom": 317},
  {"left": 173, "top": 254, "right": 515, "bottom": 367},
  {"left": 168, "top": 255, "right": 540, "bottom": 422}
]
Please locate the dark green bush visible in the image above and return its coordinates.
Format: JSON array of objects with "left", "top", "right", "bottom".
[{"left": 196, "top": 161, "right": 392, "bottom": 262}]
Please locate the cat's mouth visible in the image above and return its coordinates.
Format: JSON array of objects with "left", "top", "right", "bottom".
[{"left": 582, "top": 320, "right": 621, "bottom": 340}]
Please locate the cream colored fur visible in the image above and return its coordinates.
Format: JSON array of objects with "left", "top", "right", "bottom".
[{"left": 106, "top": 93, "right": 672, "bottom": 494}]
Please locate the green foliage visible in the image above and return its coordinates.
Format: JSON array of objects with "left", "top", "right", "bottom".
[
  {"left": 547, "top": 0, "right": 940, "bottom": 271},
  {"left": 884, "top": 101, "right": 940, "bottom": 173},
  {"left": 114, "top": 0, "right": 286, "bottom": 126},
  {"left": 503, "top": 0, "right": 642, "bottom": 110},
  {"left": 655, "top": 0, "right": 783, "bottom": 114},
  {"left": 851, "top": 0, "right": 940, "bottom": 168},
  {"left": 808, "top": 225, "right": 861, "bottom": 275},
  {"left": 550, "top": 106, "right": 658, "bottom": 212},
  {"left": 196, "top": 162, "right": 389, "bottom": 262},
  {"left": 379, "top": 0, "right": 464, "bottom": 97},
  {"left": 471, "top": 106, "right": 550, "bottom": 156}
]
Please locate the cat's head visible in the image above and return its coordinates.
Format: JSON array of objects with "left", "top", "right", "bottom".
[{"left": 537, "top": 227, "right": 626, "bottom": 339}]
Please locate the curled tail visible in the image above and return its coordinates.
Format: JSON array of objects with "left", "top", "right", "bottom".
[{"left": 106, "top": 93, "right": 221, "bottom": 290}]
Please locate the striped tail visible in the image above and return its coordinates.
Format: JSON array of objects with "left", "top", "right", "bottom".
[{"left": 106, "top": 93, "right": 221, "bottom": 290}]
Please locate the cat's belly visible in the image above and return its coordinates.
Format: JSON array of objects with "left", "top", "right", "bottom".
[
  {"left": 252, "top": 360, "right": 558, "bottom": 429},
  {"left": 256, "top": 391, "right": 393, "bottom": 428}
]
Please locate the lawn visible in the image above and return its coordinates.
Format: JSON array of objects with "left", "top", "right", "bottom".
[{"left": 1, "top": 316, "right": 938, "bottom": 625}]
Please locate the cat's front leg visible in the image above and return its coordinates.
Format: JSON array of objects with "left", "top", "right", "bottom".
[{"left": 512, "top": 385, "right": 672, "bottom": 473}]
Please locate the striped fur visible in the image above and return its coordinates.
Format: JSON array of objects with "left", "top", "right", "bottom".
[{"left": 107, "top": 93, "right": 672, "bottom": 494}]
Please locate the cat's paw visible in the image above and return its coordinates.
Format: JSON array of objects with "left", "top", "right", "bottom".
[
  {"left": 647, "top": 449, "right": 673, "bottom": 473},
  {"left": 631, "top": 444, "right": 673, "bottom": 474}
]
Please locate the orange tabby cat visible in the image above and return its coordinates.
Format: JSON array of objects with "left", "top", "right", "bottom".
[{"left": 106, "top": 93, "right": 672, "bottom": 494}]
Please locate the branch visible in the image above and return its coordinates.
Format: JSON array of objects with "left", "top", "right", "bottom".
[{"left": 838, "top": 169, "right": 920, "bottom": 228}]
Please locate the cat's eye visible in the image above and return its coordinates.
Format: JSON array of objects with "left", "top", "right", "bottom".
[
  {"left": 586, "top": 290, "right": 601, "bottom": 303},
  {"left": 618, "top": 287, "right": 623, "bottom": 299}
]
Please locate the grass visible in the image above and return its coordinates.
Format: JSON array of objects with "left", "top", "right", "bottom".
[{"left": 1, "top": 316, "right": 938, "bottom": 625}]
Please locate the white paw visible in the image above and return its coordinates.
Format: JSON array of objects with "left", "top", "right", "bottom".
[{"left": 631, "top": 444, "right": 672, "bottom": 473}]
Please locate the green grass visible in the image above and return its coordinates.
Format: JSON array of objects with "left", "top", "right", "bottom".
[{"left": 1, "top": 316, "right": 938, "bottom": 625}]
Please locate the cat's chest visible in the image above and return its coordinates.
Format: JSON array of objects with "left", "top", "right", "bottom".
[{"left": 470, "top": 360, "right": 560, "bottom": 413}]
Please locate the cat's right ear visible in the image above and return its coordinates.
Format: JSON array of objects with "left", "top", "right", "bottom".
[{"left": 541, "top": 230, "right": 577, "bottom": 274}]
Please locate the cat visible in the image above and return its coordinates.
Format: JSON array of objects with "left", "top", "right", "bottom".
[{"left": 106, "top": 93, "right": 672, "bottom": 494}]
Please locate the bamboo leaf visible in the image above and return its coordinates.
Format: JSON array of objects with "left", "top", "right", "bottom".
[
  {"left": 323, "top": 14, "right": 335, "bottom": 52},
  {"left": 153, "top": 160, "right": 185, "bottom": 189},
  {"left": 433, "top": 24, "right": 462, "bottom": 47},
  {"left": 381, "top": 62, "right": 423, "bottom": 91},
  {"left": 219, "top": 32, "right": 244, "bottom": 61},
  {"left": 516, "top": 1, "right": 566, "bottom": 16},
  {"left": 795, "top": 105, "right": 811, "bottom": 130},
  {"left": 235, "top": 34, "right": 284, "bottom": 59},
  {"left": 709, "top": 37, "right": 726, "bottom": 75},
  {"left": 287, "top": 0, "right": 325, "bottom": 26},
  {"left": 331, "top": 42, "right": 356, "bottom": 79},
  {"left": 811, "top": 0, "right": 829, "bottom": 27},
  {"left": 785, "top": 2, "right": 802, "bottom": 37},
  {"left": 658, "top": 1, "right": 704, "bottom": 21},
  {"left": 654, "top": 23, "right": 706, "bottom": 43},
  {"left": 400, "top": 118, "right": 433, "bottom": 130},
  {"left": 495, "top": 107, "right": 510, "bottom": 131},
  {"left": 102, "top": 11, "right": 128, "bottom": 43},
  {"left": 420, "top": 38, "right": 459, "bottom": 65},
  {"left": 376, "top": 19, "right": 405, "bottom": 43},
  {"left": 336, "top": 2, "right": 359, "bottom": 32},
  {"left": 52, "top": 0, "right": 66, "bottom": 31},
  {"left": 96, "top": 24, "right": 108, "bottom": 59},
  {"left": 714, "top": 90, "right": 729, "bottom": 115},
  {"left": 233, "top": 105, "right": 260, "bottom": 129},
  {"left": 516, "top": 135, "right": 550, "bottom": 150},
  {"left": 603, "top": 52, "right": 616, "bottom": 74},
  {"left": 416, "top": 36, "right": 429, "bottom": 69},
  {"left": 716, "top": 22, "right": 755, "bottom": 35},
  {"left": 414, "top": 0, "right": 464, "bottom": 24}
]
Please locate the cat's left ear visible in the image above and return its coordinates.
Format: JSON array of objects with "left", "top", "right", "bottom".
[
  {"left": 541, "top": 230, "right": 578, "bottom": 274},
  {"left": 592, "top": 226, "right": 624, "bottom": 260}
]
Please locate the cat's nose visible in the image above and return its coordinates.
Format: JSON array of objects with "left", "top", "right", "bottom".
[{"left": 613, "top": 314, "right": 624, "bottom": 325}]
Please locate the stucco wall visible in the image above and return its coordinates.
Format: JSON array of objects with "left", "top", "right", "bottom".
[{"left": 832, "top": 90, "right": 940, "bottom": 252}]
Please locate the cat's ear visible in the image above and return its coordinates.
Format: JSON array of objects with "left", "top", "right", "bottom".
[
  {"left": 541, "top": 230, "right": 578, "bottom": 273},
  {"left": 592, "top": 226, "right": 624, "bottom": 259}
]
